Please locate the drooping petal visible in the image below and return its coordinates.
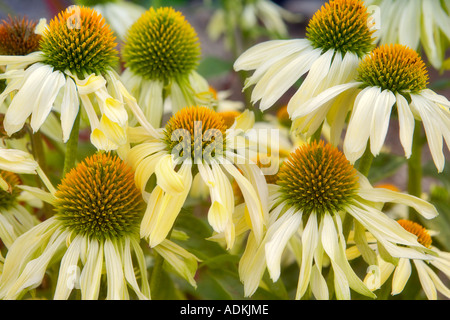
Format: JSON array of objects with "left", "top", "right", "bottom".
[
  {"left": 4, "top": 63, "right": 53, "bottom": 135},
  {"left": 265, "top": 208, "right": 302, "bottom": 281},
  {"left": 391, "top": 257, "right": 412, "bottom": 295},
  {"left": 296, "top": 211, "right": 318, "bottom": 300},
  {"left": 60, "top": 76, "right": 80, "bottom": 142},
  {"left": 344, "top": 86, "right": 381, "bottom": 163},
  {"left": 369, "top": 89, "right": 396, "bottom": 156},
  {"left": 395, "top": 93, "right": 415, "bottom": 158},
  {"left": 80, "top": 238, "right": 103, "bottom": 300},
  {"left": 54, "top": 235, "right": 83, "bottom": 299}
]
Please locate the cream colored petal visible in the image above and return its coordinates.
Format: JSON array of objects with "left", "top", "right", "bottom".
[
  {"left": 54, "top": 235, "right": 83, "bottom": 300},
  {"left": 140, "top": 186, "right": 164, "bottom": 239},
  {"left": 234, "top": 39, "right": 309, "bottom": 71},
  {"left": 0, "top": 148, "right": 38, "bottom": 174},
  {"left": 104, "top": 239, "right": 126, "bottom": 300},
  {"left": 344, "top": 86, "right": 381, "bottom": 163},
  {"left": 4, "top": 63, "right": 53, "bottom": 135},
  {"left": 253, "top": 47, "right": 321, "bottom": 111},
  {"left": 414, "top": 259, "right": 437, "bottom": 300},
  {"left": 134, "top": 151, "right": 165, "bottom": 194},
  {"left": 99, "top": 115, "right": 127, "bottom": 147},
  {"left": 410, "top": 93, "right": 445, "bottom": 172},
  {"left": 395, "top": 93, "right": 415, "bottom": 158},
  {"left": 117, "top": 80, "right": 161, "bottom": 138},
  {"left": 222, "top": 162, "right": 265, "bottom": 244},
  {"left": 30, "top": 69, "right": 66, "bottom": 132},
  {"left": 369, "top": 89, "right": 396, "bottom": 156},
  {"left": 154, "top": 239, "right": 200, "bottom": 288},
  {"left": 148, "top": 162, "right": 192, "bottom": 247},
  {"left": 265, "top": 209, "right": 302, "bottom": 281},
  {"left": 288, "top": 49, "right": 335, "bottom": 106},
  {"left": 357, "top": 186, "right": 438, "bottom": 220},
  {"left": 91, "top": 128, "right": 118, "bottom": 152},
  {"left": 239, "top": 232, "right": 268, "bottom": 297},
  {"left": 5, "top": 228, "right": 68, "bottom": 299},
  {"left": 310, "top": 264, "right": 329, "bottom": 300},
  {"left": 391, "top": 258, "right": 412, "bottom": 295},
  {"left": 290, "top": 82, "right": 360, "bottom": 120},
  {"left": 129, "top": 237, "right": 151, "bottom": 299},
  {"left": 139, "top": 79, "right": 164, "bottom": 128},
  {"left": 296, "top": 211, "right": 318, "bottom": 300},
  {"left": 80, "top": 238, "right": 103, "bottom": 300},
  {"left": 75, "top": 73, "right": 106, "bottom": 95},
  {"left": 155, "top": 154, "right": 185, "bottom": 194}
]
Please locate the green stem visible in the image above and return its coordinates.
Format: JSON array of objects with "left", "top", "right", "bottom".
[
  {"left": 149, "top": 251, "right": 165, "bottom": 300},
  {"left": 31, "top": 131, "right": 47, "bottom": 173},
  {"left": 357, "top": 142, "right": 374, "bottom": 177},
  {"left": 407, "top": 121, "right": 424, "bottom": 222},
  {"left": 62, "top": 113, "right": 81, "bottom": 177},
  {"left": 150, "top": 228, "right": 173, "bottom": 299}
]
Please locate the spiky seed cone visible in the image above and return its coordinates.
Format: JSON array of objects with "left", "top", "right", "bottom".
[
  {"left": 357, "top": 44, "right": 429, "bottom": 93},
  {"left": 55, "top": 153, "right": 144, "bottom": 241},
  {"left": 122, "top": 7, "right": 200, "bottom": 82},
  {"left": 397, "top": 219, "right": 432, "bottom": 248},
  {"left": 0, "top": 16, "right": 41, "bottom": 56},
  {"left": 39, "top": 6, "right": 118, "bottom": 76},
  {"left": 163, "top": 106, "right": 227, "bottom": 162},
  {"left": 306, "top": 0, "right": 374, "bottom": 57},
  {"left": 277, "top": 141, "right": 359, "bottom": 216}
]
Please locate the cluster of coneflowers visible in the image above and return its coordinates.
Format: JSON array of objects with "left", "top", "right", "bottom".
[{"left": 0, "top": 0, "right": 448, "bottom": 300}]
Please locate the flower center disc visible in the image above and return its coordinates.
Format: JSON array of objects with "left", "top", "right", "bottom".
[
  {"left": 122, "top": 7, "right": 200, "bottom": 82},
  {"left": 55, "top": 153, "right": 144, "bottom": 240},
  {"left": 39, "top": 6, "right": 118, "bottom": 76},
  {"left": 277, "top": 141, "right": 359, "bottom": 215},
  {"left": 397, "top": 219, "right": 432, "bottom": 248},
  {"left": 0, "top": 16, "right": 41, "bottom": 55},
  {"left": 357, "top": 44, "right": 429, "bottom": 93},
  {"left": 163, "top": 106, "right": 227, "bottom": 163},
  {"left": 306, "top": 0, "right": 374, "bottom": 57}
]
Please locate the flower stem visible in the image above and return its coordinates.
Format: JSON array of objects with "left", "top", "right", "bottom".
[
  {"left": 150, "top": 251, "right": 165, "bottom": 299},
  {"left": 150, "top": 228, "right": 173, "bottom": 299},
  {"left": 407, "top": 121, "right": 423, "bottom": 222},
  {"left": 62, "top": 113, "right": 80, "bottom": 177},
  {"left": 357, "top": 142, "right": 374, "bottom": 177}
]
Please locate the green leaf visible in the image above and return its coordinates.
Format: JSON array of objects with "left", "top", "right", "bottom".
[
  {"left": 366, "top": 152, "right": 407, "bottom": 184},
  {"left": 197, "top": 56, "right": 233, "bottom": 79}
]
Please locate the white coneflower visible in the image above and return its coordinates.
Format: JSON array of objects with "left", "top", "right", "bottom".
[
  {"left": 364, "top": 219, "right": 450, "bottom": 300},
  {"left": 121, "top": 7, "right": 214, "bottom": 129},
  {"left": 239, "top": 141, "right": 438, "bottom": 299},
  {"left": 234, "top": 0, "right": 376, "bottom": 140},
  {"left": 0, "top": 153, "right": 151, "bottom": 300},
  {"left": 126, "top": 106, "right": 268, "bottom": 250},
  {"left": 75, "top": 0, "right": 145, "bottom": 41},
  {"left": 364, "top": 0, "right": 450, "bottom": 70},
  {"left": 293, "top": 44, "right": 450, "bottom": 172},
  {"left": 0, "top": 6, "right": 134, "bottom": 151}
]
